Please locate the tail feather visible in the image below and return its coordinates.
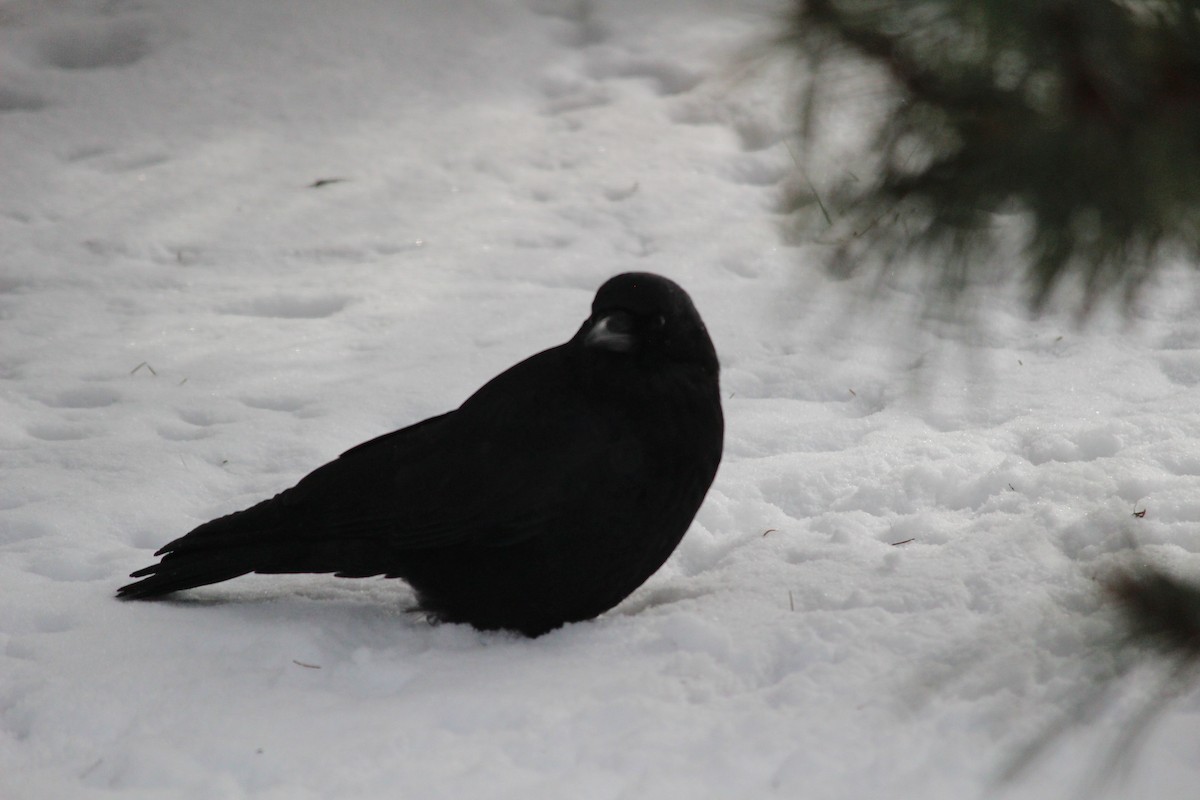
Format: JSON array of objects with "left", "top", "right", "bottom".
[
  {"left": 117, "top": 492, "right": 400, "bottom": 599},
  {"left": 117, "top": 554, "right": 257, "bottom": 599},
  {"left": 118, "top": 495, "right": 296, "bottom": 600}
]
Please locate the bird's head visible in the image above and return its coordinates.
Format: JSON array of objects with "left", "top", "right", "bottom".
[{"left": 579, "top": 273, "right": 718, "bottom": 375}]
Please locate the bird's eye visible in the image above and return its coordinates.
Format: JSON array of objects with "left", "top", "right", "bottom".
[{"left": 654, "top": 315, "right": 666, "bottom": 329}]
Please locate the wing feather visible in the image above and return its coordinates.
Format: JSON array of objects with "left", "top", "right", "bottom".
[{"left": 278, "top": 345, "right": 641, "bottom": 552}]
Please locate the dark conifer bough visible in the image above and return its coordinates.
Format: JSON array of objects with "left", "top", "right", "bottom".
[{"left": 119, "top": 273, "right": 723, "bottom": 637}]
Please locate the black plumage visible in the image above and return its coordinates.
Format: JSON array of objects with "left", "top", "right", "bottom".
[{"left": 118, "top": 273, "right": 723, "bottom": 636}]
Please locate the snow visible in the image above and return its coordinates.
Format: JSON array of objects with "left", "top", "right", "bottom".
[{"left": 2, "top": 1, "right": 1199, "bottom": 798}]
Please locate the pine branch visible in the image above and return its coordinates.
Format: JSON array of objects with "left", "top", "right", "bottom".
[{"left": 787, "top": 0, "right": 1200, "bottom": 314}]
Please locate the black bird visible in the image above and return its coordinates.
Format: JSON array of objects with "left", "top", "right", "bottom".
[{"left": 118, "top": 273, "right": 723, "bottom": 636}]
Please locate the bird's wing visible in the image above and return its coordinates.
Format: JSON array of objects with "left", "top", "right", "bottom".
[{"left": 280, "top": 345, "right": 640, "bottom": 552}]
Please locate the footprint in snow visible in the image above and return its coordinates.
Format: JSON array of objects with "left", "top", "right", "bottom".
[
  {"left": 0, "top": 84, "right": 47, "bottom": 113},
  {"left": 26, "top": 423, "right": 93, "bottom": 442},
  {"left": 38, "top": 386, "right": 121, "bottom": 409},
  {"left": 530, "top": 0, "right": 609, "bottom": 48},
  {"left": 1157, "top": 352, "right": 1200, "bottom": 387},
  {"left": 177, "top": 407, "right": 236, "bottom": 427},
  {"left": 539, "top": 71, "right": 612, "bottom": 114},
  {"left": 219, "top": 294, "right": 352, "bottom": 320},
  {"left": 37, "top": 19, "right": 152, "bottom": 71},
  {"left": 240, "top": 395, "right": 310, "bottom": 414},
  {"left": 0, "top": 51, "right": 49, "bottom": 113},
  {"left": 584, "top": 49, "right": 704, "bottom": 97},
  {"left": 157, "top": 424, "right": 211, "bottom": 442}
]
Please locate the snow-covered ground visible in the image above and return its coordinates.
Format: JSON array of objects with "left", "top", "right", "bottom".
[{"left": 3, "top": 1, "right": 1199, "bottom": 798}]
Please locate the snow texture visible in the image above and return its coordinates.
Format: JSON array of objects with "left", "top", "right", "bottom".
[{"left": 2, "top": 1, "right": 1199, "bottom": 798}]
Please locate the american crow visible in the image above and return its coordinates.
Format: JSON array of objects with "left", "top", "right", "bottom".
[{"left": 118, "top": 273, "right": 723, "bottom": 636}]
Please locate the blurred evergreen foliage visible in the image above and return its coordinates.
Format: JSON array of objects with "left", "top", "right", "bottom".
[{"left": 787, "top": 0, "right": 1200, "bottom": 313}]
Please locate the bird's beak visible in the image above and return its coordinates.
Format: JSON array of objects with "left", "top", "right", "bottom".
[{"left": 585, "top": 312, "right": 636, "bottom": 352}]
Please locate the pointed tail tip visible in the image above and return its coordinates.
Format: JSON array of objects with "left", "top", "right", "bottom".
[
  {"left": 115, "top": 557, "right": 257, "bottom": 601},
  {"left": 116, "top": 566, "right": 175, "bottom": 601},
  {"left": 115, "top": 579, "right": 156, "bottom": 600}
]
